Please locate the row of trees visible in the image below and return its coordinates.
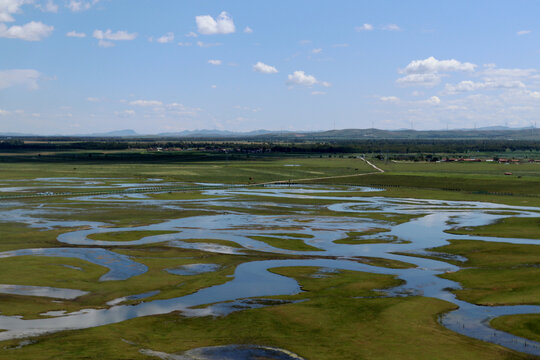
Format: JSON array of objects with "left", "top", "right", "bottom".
[{"left": 1, "top": 139, "right": 539, "bottom": 154}]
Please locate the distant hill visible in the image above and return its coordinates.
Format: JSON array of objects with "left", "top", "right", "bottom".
[
  {"left": 1, "top": 127, "right": 538, "bottom": 140},
  {"left": 250, "top": 128, "right": 540, "bottom": 140},
  {"left": 156, "top": 129, "right": 284, "bottom": 137},
  {"left": 86, "top": 129, "right": 139, "bottom": 137}
]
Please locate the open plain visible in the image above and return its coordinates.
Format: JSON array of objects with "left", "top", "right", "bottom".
[{"left": 0, "top": 154, "right": 538, "bottom": 359}]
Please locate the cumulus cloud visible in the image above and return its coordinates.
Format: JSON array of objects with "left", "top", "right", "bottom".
[
  {"left": 129, "top": 100, "right": 163, "bottom": 107},
  {"left": 66, "top": 30, "right": 85, "bottom": 38},
  {"left": 196, "top": 11, "right": 235, "bottom": 35},
  {"left": 66, "top": 0, "right": 99, "bottom": 12},
  {"left": 287, "top": 71, "right": 329, "bottom": 87},
  {"left": 444, "top": 79, "right": 526, "bottom": 94},
  {"left": 287, "top": 71, "right": 318, "bottom": 86},
  {"left": 156, "top": 32, "right": 174, "bottom": 44},
  {"left": 185, "top": 31, "right": 198, "bottom": 38},
  {"left": 355, "top": 23, "right": 373, "bottom": 31},
  {"left": 0, "top": 21, "right": 53, "bottom": 41},
  {"left": 93, "top": 29, "right": 137, "bottom": 41},
  {"left": 0, "top": 0, "right": 28, "bottom": 22},
  {"left": 396, "top": 56, "right": 477, "bottom": 87},
  {"left": 0, "top": 69, "right": 41, "bottom": 90},
  {"left": 426, "top": 95, "right": 441, "bottom": 104},
  {"left": 253, "top": 62, "right": 278, "bottom": 74},
  {"left": 401, "top": 56, "right": 477, "bottom": 74},
  {"left": 243, "top": 26, "right": 253, "bottom": 33},
  {"left": 396, "top": 73, "right": 442, "bottom": 87},
  {"left": 517, "top": 30, "right": 531, "bottom": 36},
  {"left": 208, "top": 59, "right": 222, "bottom": 65},
  {"left": 312, "top": 48, "right": 322, "bottom": 54},
  {"left": 442, "top": 65, "right": 535, "bottom": 94},
  {"left": 93, "top": 29, "right": 136, "bottom": 47}
]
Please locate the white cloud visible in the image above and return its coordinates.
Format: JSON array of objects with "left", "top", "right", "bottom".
[
  {"left": 517, "top": 30, "right": 531, "bottom": 36},
  {"left": 444, "top": 79, "right": 526, "bottom": 94},
  {"left": 311, "top": 91, "right": 326, "bottom": 95},
  {"left": 185, "top": 31, "right": 198, "bottom": 38},
  {"left": 129, "top": 100, "right": 163, "bottom": 107},
  {"left": 97, "top": 39, "right": 114, "bottom": 47},
  {"left": 287, "top": 70, "right": 322, "bottom": 87},
  {"left": 93, "top": 29, "right": 137, "bottom": 41},
  {"left": 196, "top": 11, "right": 235, "bottom": 35},
  {"left": 208, "top": 59, "right": 222, "bottom": 65},
  {"left": 0, "top": 109, "right": 10, "bottom": 115},
  {"left": 529, "top": 91, "right": 540, "bottom": 99},
  {"left": 196, "top": 40, "right": 221, "bottom": 47},
  {"left": 243, "top": 26, "right": 253, "bottom": 33},
  {"left": 402, "top": 56, "right": 477, "bottom": 74},
  {"left": 482, "top": 65, "right": 536, "bottom": 79},
  {"left": 66, "top": 30, "right": 86, "bottom": 38},
  {"left": 396, "top": 73, "right": 442, "bottom": 87},
  {"left": 253, "top": 61, "right": 278, "bottom": 74},
  {"left": 312, "top": 48, "right": 322, "bottom": 54},
  {"left": 156, "top": 32, "right": 174, "bottom": 44},
  {"left": 115, "top": 110, "right": 135, "bottom": 117},
  {"left": 66, "top": 0, "right": 99, "bottom": 12},
  {"left": 0, "top": 0, "right": 28, "bottom": 22},
  {"left": 0, "top": 69, "right": 41, "bottom": 90},
  {"left": 382, "top": 24, "right": 401, "bottom": 31},
  {"left": 177, "top": 42, "right": 191, "bottom": 46},
  {"left": 426, "top": 96, "right": 441, "bottom": 104},
  {"left": 0, "top": 21, "right": 53, "bottom": 41},
  {"left": 211, "top": 84, "right": 217, "bottom": 89},
  {"left": 86, "top": 97, "right": 99, "bottom": 102},
  {"left": 166, "top": 102, "right": 201, "bottom": 115},
  {"left": 355, "top": 23, "right": 373, "bottom": 31},
  {"left": 36, "top": 0, "right": 58, "bottom": 13},
  {"left": 380, "top": 96, "right": 400, "bottom": 102}
]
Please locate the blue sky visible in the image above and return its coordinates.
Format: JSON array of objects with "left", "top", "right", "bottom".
[{"left": 1, "top": 0, "right": 540, "bottom": 134}]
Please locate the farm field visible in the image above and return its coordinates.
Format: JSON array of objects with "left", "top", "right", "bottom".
[{"left": 0, "top": 155, "right": 538, "bottom": 359}]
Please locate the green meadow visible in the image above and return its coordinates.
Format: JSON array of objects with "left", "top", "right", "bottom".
[{"left": 0, "top": 153, "right": 538, "bottom": 359}]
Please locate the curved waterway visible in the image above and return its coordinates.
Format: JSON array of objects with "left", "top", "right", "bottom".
[{"left": 0, "top": 185, "right": 539, "bottom": 355}]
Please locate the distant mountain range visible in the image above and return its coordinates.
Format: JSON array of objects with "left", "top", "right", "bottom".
[{"left": 1, "top": 126, "right": 538, "bottom": 140}]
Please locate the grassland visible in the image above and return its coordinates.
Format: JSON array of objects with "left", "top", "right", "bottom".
[
  {"left": 447, "top": 217, "right": 540, "bottom": 239},
  {"left": 0, "top": 267, "right": 531, "bottom": 360},
  {"left": 87, "top": 230, "right": 178, "bottom": 242},
  {"left": 248, "top": 235, "right": 324, "bottom": 252},
  {"left": 491, "top": 314, "right": 540, "bottom": 342},
  {"left": 0, "top": 153, "right": 538, "bottom": 358},
  {"left": 401, "top": 240, "right": 540, "bottom": 306}
]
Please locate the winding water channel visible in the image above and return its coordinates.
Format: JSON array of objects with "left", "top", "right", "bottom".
[{"left": 0, "top": 184, "right": 539, "bottom": 356}]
